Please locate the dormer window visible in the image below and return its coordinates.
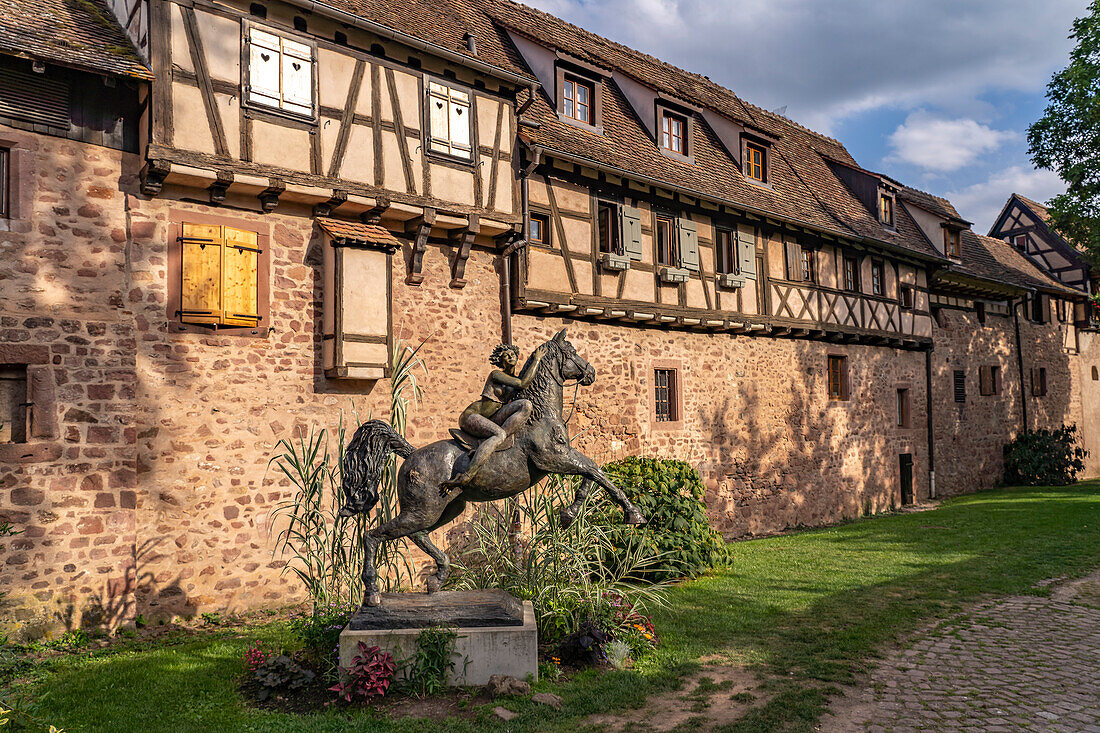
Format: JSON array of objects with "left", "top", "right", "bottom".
[
  {"left": 879, "top": 192, "right": 895, "bottom": 228},
  {"left": 562, "top": 74, "right": 593, "bottom": 125},
  {"left": 944, "top": 229, "right": 961, "bottom": 259},
  {"left": 744, "top": 141, "right": 767, "bottom": 183},
  {"left": 661, "top": 110, "right": 687, "bottom": 155}
]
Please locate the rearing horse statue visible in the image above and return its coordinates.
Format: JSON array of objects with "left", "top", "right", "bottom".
[{"left": 339, "top": 329, "right": 646, "bottom": 607}]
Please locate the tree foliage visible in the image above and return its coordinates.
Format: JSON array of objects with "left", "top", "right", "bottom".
[{"left": 1028, "top": 1, "right": 1100, "bottom": 261}]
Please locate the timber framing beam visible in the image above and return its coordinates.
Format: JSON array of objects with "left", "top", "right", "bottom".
[{"left": 404, "top": 208, "right": 435, "bottom": 285}]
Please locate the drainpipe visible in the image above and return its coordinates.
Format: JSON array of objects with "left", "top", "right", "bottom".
[
  {"left": 925, "top": 343, "right": 936, "bottom": 499},
  {"left": 1013, "top": 295, "right": 1030, "bottom": 431}
]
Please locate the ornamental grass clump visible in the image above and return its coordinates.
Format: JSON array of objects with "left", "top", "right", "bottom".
[
  {"left": 452, "top": 473, "right": 669, "bottom": 650},
  {"left": 600, "top": 457, "right": 731, "bottom": 581}
]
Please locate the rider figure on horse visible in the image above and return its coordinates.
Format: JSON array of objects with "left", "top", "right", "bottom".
[{"left": 443, "top": 342, "right": 545, "bottom": 489}]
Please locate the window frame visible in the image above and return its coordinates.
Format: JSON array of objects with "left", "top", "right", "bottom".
[
  {"left": 827, "top": 354, "right": 849, "bottom": 402},
  {"left": 716, "top": 227, "right": 738, "bottom": 276},
  {"left": 424, "top": 76, "right": 476, "bottom": 164},
  {"left": 879, "top": 192, "right": 895, "bottom": 228},
  {"left": 555, "top": 66, "right": 603, "bottom": 133},
  {"left": 870, "top": 259, "right": 885, "bottom": 297},
  {"left": 944, "top": 228, "right": 962, "bottom": 259},
  {"left": 0, "top": 364, "right": 28, "bottom": 444},
  {"left": 529, "top": 212, "right": 550, "bottom": 247},
  {"left": 242, "top": 20, "right": 319, "bottom": 122},
  {"left": 843, "top": 255, "right": 860, "bottom": 292},
  {"left": 744, "top": 140, "right": 768, "bottom": 184},
  {"left": 597, "top": 200, "right": 622, "bottom": 256},
  {"left": 651, "top": 360, "right": 683, "bottom": 426},
  {"left": 799, "top": 246, "right": 816, "bottom": 284},
  {"left": 899, "top": 284, "right": 914, "bottom": 310},
  {"left": 655, "top": 213, "right": 679, "bottom": 268},
  {"left": 953, "top": 370, "right": 966, "bottom": 403},
  {"left": 0, "top": 147, "right": 8, "bottom": 219},
  {"left": 979, "top": 365, "right": 1002, "bottom": 396},
  {"left": 1013, "top": 234, "right": 1028, "bottom": 250},
  {"left": 896, "top": 387, "right": 911, "bottom": 428},
  {"left": 659, "top": 107, "right": 689, "bottom": 158},
  {"left": 1032, "top": 367, "right": 1048, "bottom": 397},
  {"left": 167, "top": 211, "right": 271, "bottom": 338}
]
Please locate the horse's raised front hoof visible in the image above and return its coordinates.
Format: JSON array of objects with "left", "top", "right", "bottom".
[
  {"left": 426, "top": 576, "right": 442, "bottom": 594},
  {"left": 363, "top": 592, "right": 382, "bottom": 607},
  {"left": 624, "top": 510, "right": 647, "bottom": 526},
  {"left": 559, "top": 506, "right": 577, "bottom": 529}
]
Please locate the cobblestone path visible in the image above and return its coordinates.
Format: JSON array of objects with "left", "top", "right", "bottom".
[{"left": 825, "top": 572, "right": 1100, "bottom": 732}]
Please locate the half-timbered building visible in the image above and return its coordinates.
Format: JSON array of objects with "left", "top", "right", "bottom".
[{"left": 0, "top": 0, "right": 1093, "bottom": 635}]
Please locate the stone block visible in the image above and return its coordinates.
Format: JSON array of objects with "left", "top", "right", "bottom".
[{"left": 339, "top": 591, "right": 538, "bottom": 686}]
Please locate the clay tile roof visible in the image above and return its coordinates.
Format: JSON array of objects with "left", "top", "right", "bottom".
[
  {"left": 1013, "top": 193, "right": 1053, "bottom": 226},
  {"left": 316, "top": 218, "right": 403, "bottom": 249},
  {"left": 0, "top": 0, "right": 151, "bottom": 80},
  {"left": 949, "top": 230, "right": 1082, "bottom": 297},
  {"left": 896, "top": 184, "right": 969, "bottom": 224}
]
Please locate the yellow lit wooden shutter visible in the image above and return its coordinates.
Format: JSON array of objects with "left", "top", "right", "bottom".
[
  {"left": 222, "top": 227, "right": 261, "bottom": 326},
  {"left": 180, "top": 223, "right": 222, "bottom": 324}
]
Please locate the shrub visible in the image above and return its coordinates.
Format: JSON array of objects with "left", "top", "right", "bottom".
[
  {"left": 401, "top": 626, "right": 459, "bottom": 697},
  {"left": 452, "top": 474, "right": 669, "bottom": 646},
  {"left": 243, "top": 641, "right": 269, "bottom": 673},
  {"left": 254, "top": 655, "right": 316, "bottom": 701},
  {"left": 329, "top": 642, "right": 396, "bottom": 703},
  {"left": 1003, "top": 425, "right": 1089, "bottom": 486},
  {"left": 600, "top": 457, "right": 730, "bottom": 580},
  {"left": 556, "top": 620, "right": 609, "bottom": 666}
]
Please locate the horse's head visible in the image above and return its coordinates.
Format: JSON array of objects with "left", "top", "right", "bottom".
[{"left": 548, "top": 329, "right": 595, "bottom": 386}]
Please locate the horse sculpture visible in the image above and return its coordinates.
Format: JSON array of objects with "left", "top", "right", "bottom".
[{"left": 339, "top": 329, "right": 647, "bottom": 607}]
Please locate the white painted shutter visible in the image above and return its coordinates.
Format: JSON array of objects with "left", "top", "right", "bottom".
[
  {"left": 620, "top": 206, "right": 643, "bottom": 260},
  {"left": 428, "top": 82, "right": 450, "bottom": 154},
  {"left": 280, "top": 37, "right": 313, "bottom": 114},
  {"left": 448, "top": 88, "right": 471, "bottom": 158},
  {"left": 678, "top": 218, "right": 699, "bottom": 271},
  {"left": 248, "top": 28, "right": 281, "bottom": 108},
  {"left": 737, "top": 230, "right": 757, "bottom": 279}
]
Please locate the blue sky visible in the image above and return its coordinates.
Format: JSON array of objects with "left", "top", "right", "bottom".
[{"left": 524, "top": 0, "right": 1088, "bottom": 232}]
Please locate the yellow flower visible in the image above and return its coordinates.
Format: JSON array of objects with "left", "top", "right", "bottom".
[{"left": 644, "top": 633, "right": 653, "bottom": 640}]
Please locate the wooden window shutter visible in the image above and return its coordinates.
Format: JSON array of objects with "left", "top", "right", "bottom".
[
  {"left": 448, "top": 88, "right": 472, "bottom": 157},
  {"left": 620, "top": 206, "right": 644, "bottom": 260},
  {"left": 180, "top": 223, "right": 223, "bottom": 324},
  {"left": 247, "top": 28, "right": 282, "bottom": 108},
  {"left": 979, "top": 366, "right": 991, "bottom": 396},
  {"left": 221, "top": 227, "right": 262, "bottom": 327},
  {"left": 0, "top": 67, "right": 71, "bottom": 129},
  {"left": 428, "top": 82, "right": 450, "bottom": 154},
  {"left": 677, "top": 218, "right": 699, "bottom": 271},
  {"left": 736, "top": 230, "right": 757, "bottom": 279},
  {"left": 26, "top": 365, "right": 57, "bottom": 439},
  {"left": 785, "top": 240, "right": 802, "bottom": 281},
  {"left": 280, "top": 37, "right": 314, "bottom": 115}
]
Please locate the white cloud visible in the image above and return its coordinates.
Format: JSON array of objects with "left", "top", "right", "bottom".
[
  {"left": 946, "top": 166, "right": 1065, "bottom": 234},
  {"left": 887, "top": 113, "right": 1017, "bottom": 172}
]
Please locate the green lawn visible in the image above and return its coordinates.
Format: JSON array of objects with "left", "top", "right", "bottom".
[{"left": 11, "top": 481, "right": 1100, "bottom": 732}]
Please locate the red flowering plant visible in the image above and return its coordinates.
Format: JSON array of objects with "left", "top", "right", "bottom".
[
  {"left": 243, "top": 641, "right": 270, "bottom": 673},
  {"left": 329, "top": 642, "right": 397, "bottom": 704}
]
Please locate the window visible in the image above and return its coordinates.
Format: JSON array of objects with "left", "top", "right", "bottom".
[
  {"left": 0, "top": 365, "right": 27, "bottom": 443},
  {"left": 656, "top": 215, "right": 677, "bottom": 267},
  {"left": 744, "top": 142, "right": 766, "bottom": 183},
  {"left": 178, "top": 223, "right": 263, "bottom": 328},
  {"left": 879, "top": 193, "right": 894, "bottom": 227},
  {"left": 980, "top": 365, "right": 1001, "bottom": 396},
  {"left": 827, "top": 355, "right": 849, "bottom": 401},
  {"left": 756, "top": 255, "right": 767, "bottom": 314},
  {"left": 427, "top": 80, "right": 472, "bottom": 159},
  {"left": 716, "top": 228, "right": 738, "bottom": 275},
  {"left": 871, "top": 260, "right": 885, "bottom": 296},
  {"left": 1092, "top": 366, "right": 1098, "bottom": 381},
  {"left": 246, "top": 25, "right": 315, "bottom": 118},
  {"left": 1032, "top": 367, "right": 1048, "bottom": 397},
  {"left": 654, "top": 368, "right": 678, "bottom": 422},
  {"left": 800, "top": 246, "right": 815, "bottom": 283},
  {"left": 661, "top": 110, "right": 687, "bottom": 155},
  {"left": 953, "top": 370, "right": 966, "bottom": 403},
  {"left": 944, "top": 229, "right": 961, "bottom": 258},
  {"left": 843, "top": 256, "right": 860, "bottom": 292},
  {"left": 900, "top": 285, "right": 914, "bottom": 309},
  {"left": 0, "top": 147, "right": 8, "bottom": 219},
  {"left": 562, "top": 74, "right": 593, "bottom": 125},
  {"left": 1031, "top": 294, "right": 1049, "bottom": 323},
  {"left": 896, "top": 388, "right": 911, "bottom": 428},
  {"left": 529, "top": 213, "right": 549, "bottom": 246},
  {"left": 976, "top": 300, "right": 986, "bottom": 324},
  {"left": 597, "top": 202, "right": 621, "bottom": 255},
  {"left": 1013, "top": 234, "right": 1027, "bottom": 250},
  {"left": 1056, "top": 299, "right": 1066, "bottom": 322}
]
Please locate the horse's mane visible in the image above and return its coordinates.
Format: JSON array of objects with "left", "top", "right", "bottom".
[{"left": 509, "top": 338, "right": 564, "bottom": 422}]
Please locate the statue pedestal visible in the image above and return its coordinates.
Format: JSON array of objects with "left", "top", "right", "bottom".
[{"left": 338, "top": 590, "right": 538, "bottom": 686}]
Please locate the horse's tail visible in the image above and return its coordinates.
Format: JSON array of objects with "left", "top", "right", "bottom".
[{"left": 338, "top": 419, "right": 415, "bottom": 518}]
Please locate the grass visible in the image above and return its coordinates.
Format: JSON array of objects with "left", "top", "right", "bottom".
[{"left": 9, "top": 481, "right": 1100, "bottom": 732}]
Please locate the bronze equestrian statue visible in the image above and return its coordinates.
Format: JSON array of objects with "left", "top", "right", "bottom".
[{"left": 339, "top": 329, "right": 646, "bottom": 607}]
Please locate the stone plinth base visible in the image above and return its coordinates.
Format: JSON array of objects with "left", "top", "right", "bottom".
[{"left": 338, "top": 590, "right": 538, "bottom": 686}]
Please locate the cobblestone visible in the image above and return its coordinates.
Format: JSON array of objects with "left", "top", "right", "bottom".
[{"left": 826, "top": 572, "right": 1100, "bottom": 731}]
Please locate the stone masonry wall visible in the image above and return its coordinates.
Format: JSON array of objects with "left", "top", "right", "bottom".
[
  {"left": 930, "top": 306, "right": 1082, "bottom": 496},
  {"left": 0, "top": 125, "right": 141, "bottom": 637}
]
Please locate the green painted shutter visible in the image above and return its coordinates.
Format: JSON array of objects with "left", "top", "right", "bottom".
[
  {"left": 785, "top": 240, "right": 802, "bottom": 281},
  {"left": 737, "top": 229, "right": 757, "bottom": 279},
  {"left": 620, "top": 206, "right": 643, "bottom": 260},
  {"left": 678, "top": 218, "right": 699, "bottom": 271}
]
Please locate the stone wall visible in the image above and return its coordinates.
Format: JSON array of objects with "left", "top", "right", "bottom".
[{"left": 930, "top": 305, "right": 1082, "bottom": 496}]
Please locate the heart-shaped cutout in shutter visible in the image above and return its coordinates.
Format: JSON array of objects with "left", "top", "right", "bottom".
[
  {"left": 261, "top": 53, "right": 270, "bottom": 62},
  {"left": 436, "top": 101, "right": 444, "bottom": 109},
  {"left": 292, "top": 62, "right": 301, "bottom": 71}
]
